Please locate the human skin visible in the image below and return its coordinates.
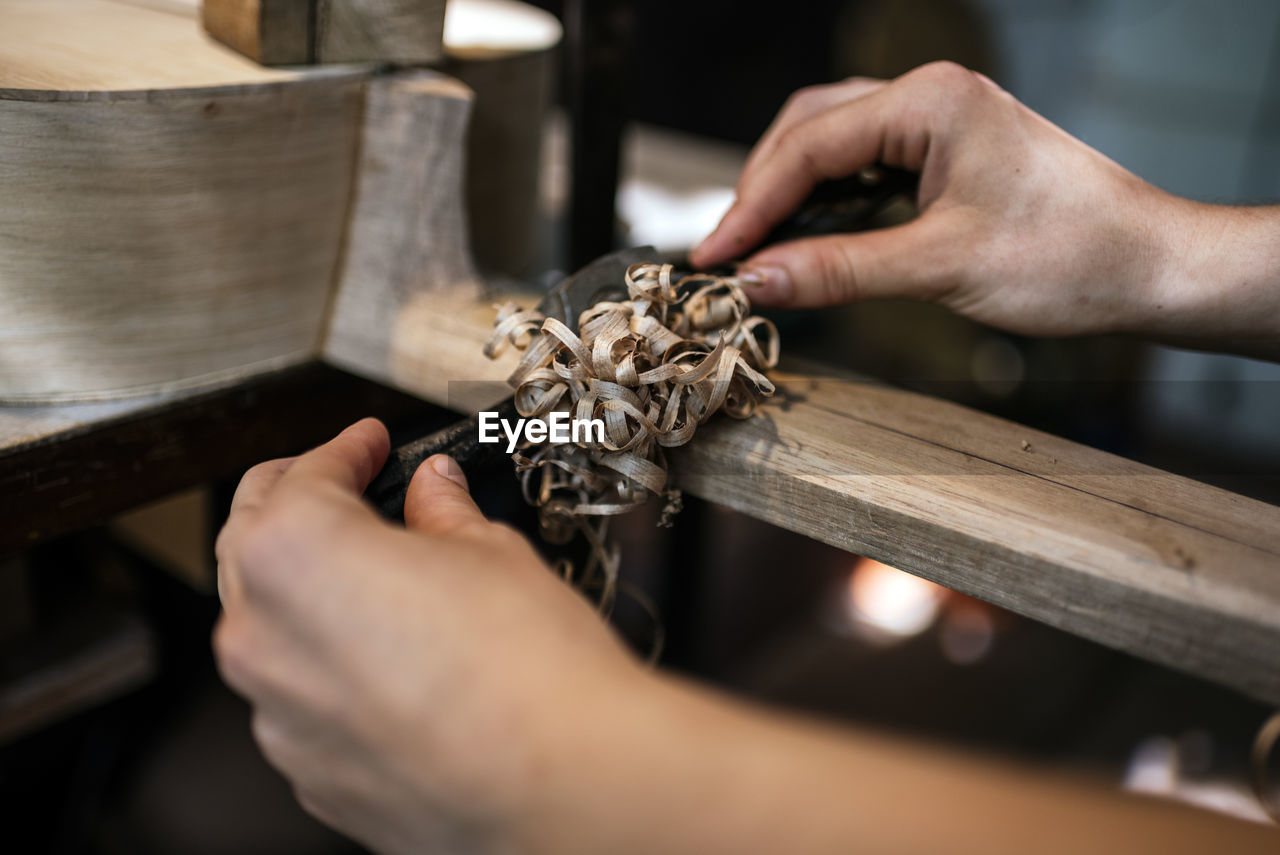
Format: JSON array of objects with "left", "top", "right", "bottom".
[
  {"left": 691, "top": 61, "right": 1280, "bottom": 361},
  {"left": 214, "top": 419, "right": 1280, "bottom": 854}
]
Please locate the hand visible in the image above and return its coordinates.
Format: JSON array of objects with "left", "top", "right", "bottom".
[
  {"left": 692, "top": 61, "right": 1280, "bottom": 351},
  {"left": 213, "top": 427, "right": 1280, "bottom": 855},
  {"left": 213, "top": 419, "right": 647, "bottom": 855}
]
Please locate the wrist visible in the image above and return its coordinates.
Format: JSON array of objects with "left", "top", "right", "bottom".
[
  {"left": 516, "top": 665, "right": 879, "bottom": 855},
  {"left": 513, "top": 668, "right": 771, "bottom": 855},
  {"left": 1141, "top": 197, "right": 1280, "bottom": 351}
]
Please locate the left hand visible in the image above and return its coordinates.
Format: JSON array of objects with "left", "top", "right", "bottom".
[{"left": 213, "top": 419, "right": 648, "bottom": 855}]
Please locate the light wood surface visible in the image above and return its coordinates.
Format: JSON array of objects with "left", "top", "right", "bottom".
[
  {"left": 200, "top": 0, "right": 312, "bottom": 65},
  {"left": 1, "top": 0, "right": 303, "bottom": 92},
  {"left": 0, "top": 76, "right": 365, "bottom": 400},
  {"left": 338, "top": 294, "right": 1280, "bottom": 706},
  {"left": 0, "top": 0, "right": 373, "bottom": 401},
  {"left": 322, "top": 71, "right": 482, "bottom": 381}
]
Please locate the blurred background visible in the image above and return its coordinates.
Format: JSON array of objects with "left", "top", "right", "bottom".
[{"left": 3, "top": 0, "right": 1279, "bottom": 851}]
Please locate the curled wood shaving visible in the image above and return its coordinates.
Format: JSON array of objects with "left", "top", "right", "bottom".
[{"left": 484, "top": 262, "right": 779, "bottom": 612}]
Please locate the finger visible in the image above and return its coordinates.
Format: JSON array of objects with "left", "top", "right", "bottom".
[
  {"left": 281, "top": 418, "right": 391, "bottom": 496},
  {"left": 737, "top": 210, "right": 968, "bottom": 308},
  {"left": 697, "top": 99, "right": 907, "bottom": 269},
  {"left": 219, "top": 457, "right": 300, "bottom": 607},
  {"left": 693, "top": 62, "right": 973, "bottom": 270},
  {"left": 693, "top": 80, "right": 888, "bottom": 271},
  {"left": 229, "top": 457, "right": 298, "bottom": 518},
  {"left": 403, "top": 454, "right": 488, "bottom": 537},
  {"left": 738, "top": 78, "right": 887, "bottom": 198}
]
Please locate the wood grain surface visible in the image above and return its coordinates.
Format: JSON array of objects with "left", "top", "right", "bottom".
[
  {"left": 1, "top": 0, "right": 300, "bottom": 92},
  {"left": 322, "top": 71, "right": 482, "bottom": 381},
  {"left": 314, "top": 0, "right": 446, "bottom": 63},
  {"left": 0, "top": 0, "right": 372, "bottom": 401},
  {"left": 0, "top": 77, "right": 365, "bottom": 400}
]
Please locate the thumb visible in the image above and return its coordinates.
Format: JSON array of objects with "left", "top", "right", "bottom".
[
  {"left": 404, "top": 455, "right": 487, "bottom": 537},
  {"left": 738, "top": 212, "right": 965, "bottom": 308}
]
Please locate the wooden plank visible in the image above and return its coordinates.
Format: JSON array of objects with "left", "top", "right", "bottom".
[
  {"left": 674, "top": 373, "right": 1280, "bottom": 703},
  {"left": 314, "top": 0, "right": 445, "bottom": 64},
  {"left": 200, "top": 0, "right": 313, "bottom": 65},
  {"left": 1, "top": 0, "right": 302, "bottom": 91},
  {"left": 330, "top": 293, "right": 1280, "bottom": 706},
  {"left": 0, "top": 364, "right": 432, "bottom": 556}
]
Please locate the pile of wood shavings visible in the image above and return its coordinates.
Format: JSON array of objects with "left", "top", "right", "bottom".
[{"left": 483, "top": 261, "right": 779, "bottom": 611}]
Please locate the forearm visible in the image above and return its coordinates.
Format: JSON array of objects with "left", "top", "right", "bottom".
[
  {"left": 1142, "top": 199, "right": 1280, "bottom": 359},
  {"left": 524, "top": 671, "right": 1279, "bottom": 854}
]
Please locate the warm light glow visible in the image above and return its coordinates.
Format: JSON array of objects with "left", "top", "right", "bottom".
[
  {"left": 940, "top": 604, "right": 996, "bottom": 665},
  {"left": 842, "top": 557, "right": 945, "bottom": 641}
]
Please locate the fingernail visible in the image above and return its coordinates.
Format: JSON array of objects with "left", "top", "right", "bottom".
[
  {"left": 429, "top": 455, "right": 468, "bottom": 490},
  {"left": 736, "top": 265, "right": 792, "bottom": 301}
]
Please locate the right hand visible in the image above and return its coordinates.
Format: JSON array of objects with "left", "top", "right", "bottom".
[
  {"left": 212, "top": 420, "right": 653, "bottom": 855},
  {"left": 691, "top": 61, "right": 1184, "bottom": 339}
]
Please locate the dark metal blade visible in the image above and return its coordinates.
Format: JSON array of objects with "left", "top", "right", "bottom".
[{"left": 535, "top": 245, "right": 658, "bottom": 331}]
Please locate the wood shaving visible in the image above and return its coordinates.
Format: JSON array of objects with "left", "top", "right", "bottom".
[{"left": 484, "top": 262, "right": 779, "bottom": 611}]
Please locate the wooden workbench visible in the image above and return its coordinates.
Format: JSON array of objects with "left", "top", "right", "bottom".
[
  {"left": 0, "top": 364, "right": 431, "bottom": 555},
  {"left": 325, "top": 291, "right": 1280, "bottom": 708}
]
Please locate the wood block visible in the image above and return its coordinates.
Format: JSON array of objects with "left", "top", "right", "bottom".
[
  {"left": 200, "top": 0, "right": 446, "bottom": 65},
  {"left": 200, "top": 0, "right": 313, "bottom": 65},
  {"left": 323, "top": 71, "right": 481, "bottom": 381},
  {"left": 314, "top": 0, "right": 445, "bottom": 64}
]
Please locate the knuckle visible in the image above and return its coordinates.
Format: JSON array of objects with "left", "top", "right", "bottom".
[
  {"left": 783, "top": 85, "right": 822, "bottom": 111},
  {"left": 213, "top": 524, "right": 234, "bottom": 566},
  {"left": 236, "top": 514, "right": 291, "bottom": 577},
  {"left": 236, "top": 493, "right": 331, "bottom": 580},
  {"left": 295, "top": 788, "right": 335, "bottom": 824},
  {"left": 774, "top": 125, "right": 818, "bottom": 172},
  {"left": 222, "top": 519, "right": 299, "bottom": 603},
  {"left": 813, "top": 247, "right": 857, "bottom": 304},
  {"left": 490, "top": 521, "right": 530, "bottom": 549},
  {"left": 913, "top": 60, "right": 984, "bottom": 99},
  {"left": 250, "top": 712, "right": 293, "bottom": 771},
  {"left": 212, "top": 617, "right": 256, "bottom": 692},
  {"left": 242, "top": 459, "right": 281, "bottom": 484},
  {"left": 461, "top": 518, "right": 521, "bottom": 549},
  {"left": 842, "top": 74, "right": 880, "bottom": 89}
]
